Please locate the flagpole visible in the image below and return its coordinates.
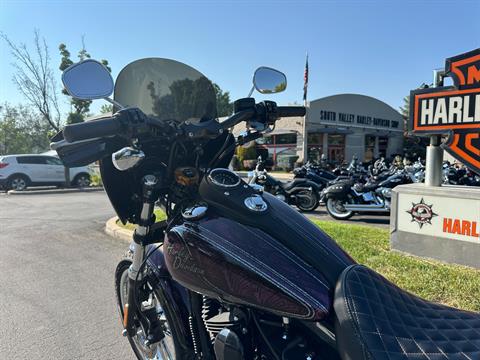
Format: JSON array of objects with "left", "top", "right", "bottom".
[
  {"left": 302, "top": 52, "right": 308, "bottom": 164},
  {"left": 302, "top": 97, "right": 307, "bottom": 164}
]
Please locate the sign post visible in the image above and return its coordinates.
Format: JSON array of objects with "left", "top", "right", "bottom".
[
  {"left": 424, "top": 69, "right": 446, "bottom": 187},
  {"left": 390, "top": 48, "right": 480, "bottom": 269}
]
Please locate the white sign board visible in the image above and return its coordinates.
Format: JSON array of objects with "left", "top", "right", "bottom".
[{"left": 397, "top": 193, "right": 480, "bottom": 244}]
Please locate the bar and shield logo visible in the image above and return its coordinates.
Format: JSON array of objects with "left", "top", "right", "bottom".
[
  {"left": 406, "top": 198, "right": 438, "bottom": 229},
  {"left": 410, "top": 48, "right": 480, "bottom": 174}
]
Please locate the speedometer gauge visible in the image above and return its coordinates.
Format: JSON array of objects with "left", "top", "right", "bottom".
[{"left": 208, "top": 169, "right": 241, "bottom": 187}]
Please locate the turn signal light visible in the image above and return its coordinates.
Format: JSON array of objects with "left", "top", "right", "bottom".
[{"left": 123, "top": 303, "right": 129, "bottom": 328}]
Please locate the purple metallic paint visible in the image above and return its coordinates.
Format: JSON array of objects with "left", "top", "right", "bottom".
[{"left": 163, "top": 215, "right": 335, "bottom": 321}]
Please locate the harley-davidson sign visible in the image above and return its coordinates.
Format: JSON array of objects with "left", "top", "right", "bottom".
[{"left": 410, "top": 48, "right": 480, "bottom": 173}]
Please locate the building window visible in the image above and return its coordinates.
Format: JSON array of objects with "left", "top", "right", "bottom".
[
  {"left": 379, "top": 137, "right": 388, "bottom": 158},
  {"left": 365, "top": 135, "right": 375, "bottom": 162},
  {"left": 257, "top": 133, "right": 296, "bottom": 145},
  {"left": 276, "top": 133, "right": 297, "bottom": 145},
  {"left": 328, "top": 134, "right": 345, "bottom": 163},
  {"left": 307, "top": 133, "right": 323, "bottom": 162},
  {"left": 307, "top": 132, "right": 323, "bottom": 145}
]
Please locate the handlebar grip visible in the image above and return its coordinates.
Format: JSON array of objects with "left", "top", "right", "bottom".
[
  {"left": 63, "top": 116, "right": 123, "bottom": 142},
  {"left": 277, "top": 106, "right": 306, "bottom": 117}
]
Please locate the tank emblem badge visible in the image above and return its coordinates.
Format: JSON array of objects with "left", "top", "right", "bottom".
[{"left": 166, "top": 242, "right": 205, "bottom": 275}]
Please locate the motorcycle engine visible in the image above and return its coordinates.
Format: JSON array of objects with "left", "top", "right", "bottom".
[{"left": 202, "top": 297, "right": 246, "bottom": 341}]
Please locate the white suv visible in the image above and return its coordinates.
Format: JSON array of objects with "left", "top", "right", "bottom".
[{"left": 0, "top": 154, "right": 91, "bottom": 191}]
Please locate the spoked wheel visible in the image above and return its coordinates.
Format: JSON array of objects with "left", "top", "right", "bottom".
[
  {"left": 115, "top": 258, "right": 181, "bottom": 360},
  {"left": 296, "top": 190, "right": 319, "bottom": 212},
  {"left": 326, "top": 198, "right": 354, "bottom": 220}
]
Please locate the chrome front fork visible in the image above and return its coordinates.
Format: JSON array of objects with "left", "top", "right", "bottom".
[
  {"left": 123, "top": 175, "right": 158, "bottom": 337},
  {"left": 128, "top": 201, "right": 154, "bottom": 282}
]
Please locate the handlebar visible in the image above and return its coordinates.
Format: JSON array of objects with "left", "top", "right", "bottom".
[
  {"left": 61, "top": 103, "right": 306, "bottom": 144},
  {"left": 63, "top": 116, "right": 122, "bottom": 143},
  {"left": 277, "top": 106, "right": 306, "bottom": 118},
  {"left": 219, "top": 108, "right": 256, "bottom": 129}
]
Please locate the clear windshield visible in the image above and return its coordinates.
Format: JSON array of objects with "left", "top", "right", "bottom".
[{"left": 114, "top": 58, "right": 217, "bottom": 124}]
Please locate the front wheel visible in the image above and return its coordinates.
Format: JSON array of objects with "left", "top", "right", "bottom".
[
  {"left": 115, "top": 254, "right": 189, "bottom": 360},
  {"left": 295, "top": 190, "right": 319, "bottom": 212},
  {"left": 326, "top": 198, "right": 354, "bottom": 220}
]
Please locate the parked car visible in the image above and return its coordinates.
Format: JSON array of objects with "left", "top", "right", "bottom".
[{"left": 0, "top": 154, "right": 91, "bottom": 191}]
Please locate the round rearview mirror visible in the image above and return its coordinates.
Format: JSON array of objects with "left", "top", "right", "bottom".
[
  {"left": 62, "top": 59, "right": 114, "bottom": 100},
  {"left": 253, "top": 67, "right": 287, "bottom": 94}
]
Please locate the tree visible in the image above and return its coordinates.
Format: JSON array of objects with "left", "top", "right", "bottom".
[
  {"left": 0, "top": 103, "right": 52, "bottom": 154},
  {"left": 100, "top": 104, "right": 113, "bottom": 114},
  {"left": 1, "top": 30, "right": 62, "bottom": 132},
  {"left": 213, "top": 83, "right": 233, "bottom": 117},
  {"left": 59, "top": 38, "right": 112, "bottom": 123},
  {"left": 399, "top": 95, "right": 409, "bottom": 120},
  {"left": 148, "top": 77, "right": 217, "bottom": 122}
]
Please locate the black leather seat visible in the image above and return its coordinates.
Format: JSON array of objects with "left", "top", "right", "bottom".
[
  {"left": 334, "top": 265, "right": 480, "bottom": 360},
  {"left": 354, "top": 183, "right": 378, "bottom": 192},
  {"left": 281, "top": 178, "right": 309, "bottom": 191}
]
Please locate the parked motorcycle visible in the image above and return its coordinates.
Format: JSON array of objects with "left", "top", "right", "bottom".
[
  {"left": 52, "top": 58, "right": 480, "bottom": 360},
  {"left": 294, "top": 162, "right": 337, "bottom": 184},
  {"left": 293, "top": 163, "right": 340, "bottom": 205},
  {"left": 443, "top": 161, "right": 480, "bottom": 186},
  {"left": 249, "top": 157, "right": 320, "bottom": 212},
  {"left": 323, "top": 168, "right": 414, "bottom": 220}
]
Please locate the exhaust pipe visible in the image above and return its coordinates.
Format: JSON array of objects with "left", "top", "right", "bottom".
[{"left": 343, "top": 203, "right": 389, "bottom": 212}]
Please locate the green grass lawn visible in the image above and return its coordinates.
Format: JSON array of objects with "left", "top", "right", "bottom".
[
  {"left": 312, "top": 220, "right": 480, "bottom": 312},
  {"left": 117, "top": 209, "right": 167, "bottom": 231},
  {"left": 118, "top": 213, "right": 480, "bottom": 312}
]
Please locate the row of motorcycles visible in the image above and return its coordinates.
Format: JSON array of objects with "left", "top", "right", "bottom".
[{"left": 248, "top": 155, "right": 480, "bottom": 220}]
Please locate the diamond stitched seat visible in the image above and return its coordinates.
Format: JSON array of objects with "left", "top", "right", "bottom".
[{"left": 334, "top": 265, "right": 480, "bottom": 360}]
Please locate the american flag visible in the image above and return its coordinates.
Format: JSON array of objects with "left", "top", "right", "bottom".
[{"left": 303, "top": 53, "right": 309, "bottom": 101}]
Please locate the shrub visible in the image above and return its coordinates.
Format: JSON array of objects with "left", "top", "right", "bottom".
[
  {"left": 90, "top": 172, "right": 103, "bottom": 187},
  {"left": 236, "top": 143, "right": 257, "bottom": 169}
]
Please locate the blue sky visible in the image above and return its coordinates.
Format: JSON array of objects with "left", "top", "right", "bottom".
[{"left": 1, "top": 0, "right": 479, "bottom": 116}]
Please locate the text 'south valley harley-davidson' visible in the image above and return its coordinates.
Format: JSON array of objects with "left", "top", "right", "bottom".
[{"left": 51, "top": 58, "right": 480, "bottom": 360}]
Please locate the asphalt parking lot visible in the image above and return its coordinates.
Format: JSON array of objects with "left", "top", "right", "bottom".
[
  {"left": 0, "top": 191, "right": 132, "bottom": 359},
  {"left": 0, "top": 190, "right": 388, "bottom": 358}
]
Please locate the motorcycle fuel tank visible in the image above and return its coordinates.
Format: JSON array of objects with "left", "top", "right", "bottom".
[{"left": 164, "top": 214, "right": 334, "bottom": 321}]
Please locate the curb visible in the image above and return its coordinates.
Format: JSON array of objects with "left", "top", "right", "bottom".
[
  {"left": 105, "top": 216, "right": 132, "bottom": 242},
  {"left": 7, "top": 187, "right": 104, "bottom": 196}
]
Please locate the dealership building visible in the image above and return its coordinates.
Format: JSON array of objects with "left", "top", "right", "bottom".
[{"left": 235, "top": 93, "right": 405, "bottom": 165}]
